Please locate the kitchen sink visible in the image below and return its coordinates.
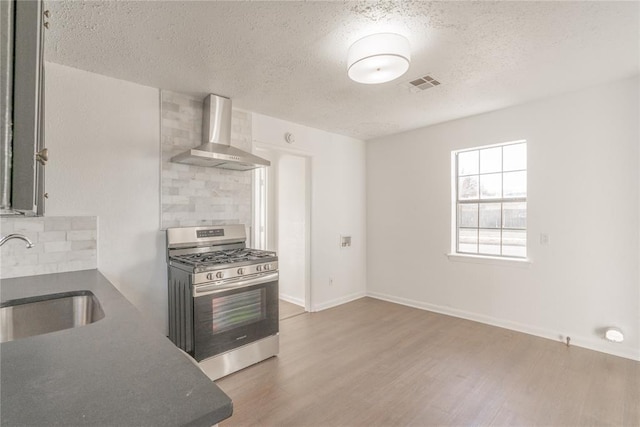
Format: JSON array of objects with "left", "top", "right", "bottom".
[{"left": 0, "top": 290, "right": 105, "bottom": 343}]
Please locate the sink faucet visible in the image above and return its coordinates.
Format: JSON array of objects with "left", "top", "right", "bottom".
[{"left": 0, "top": 234, "right": 34, "bottom": 248}]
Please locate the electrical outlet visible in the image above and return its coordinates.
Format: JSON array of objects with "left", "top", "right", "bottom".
[{"left": 540, "top": 233, "right": 550, "bottom": 245}]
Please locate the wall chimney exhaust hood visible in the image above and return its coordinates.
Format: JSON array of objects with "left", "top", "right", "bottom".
[{"left": 170, "top": 94, "right": 270, "bottom": 171}]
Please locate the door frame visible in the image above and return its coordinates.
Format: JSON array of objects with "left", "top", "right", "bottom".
[{"left": 253, "top": 141, "right": 313, "bottom": 312}]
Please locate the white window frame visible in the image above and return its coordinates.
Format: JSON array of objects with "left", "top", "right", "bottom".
[{"left": 450, "top": 140, "right": 528, "bottom": 262}]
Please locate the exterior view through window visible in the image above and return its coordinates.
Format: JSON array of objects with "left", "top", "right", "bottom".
[{"left": 454, "top": 141, "right": 527, "bottom": 258}]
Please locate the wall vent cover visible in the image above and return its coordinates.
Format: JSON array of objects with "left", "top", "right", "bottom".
[{"left": 400, "top": 75, "right": 441, "bottom": 93}]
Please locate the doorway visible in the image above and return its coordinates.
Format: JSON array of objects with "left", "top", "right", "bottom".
[{"left": 253, "top": 147, "right": 311, "bottom": 318}]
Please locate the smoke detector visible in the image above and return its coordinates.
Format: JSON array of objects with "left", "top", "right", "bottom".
[{"left": 284, "top": 132, "right": 295, "bottom": 144}]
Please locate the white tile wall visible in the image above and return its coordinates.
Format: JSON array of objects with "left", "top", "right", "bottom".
[
  {"left": 160, "top": 91, "right": 253, "bottom": 229},
  {"left": 0, "top": 216, "right": 97, "bottom": 279}
]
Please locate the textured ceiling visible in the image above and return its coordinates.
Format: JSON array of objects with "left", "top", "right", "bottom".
[{"left": 44, "top": 1, "right": 639, "bottom": 140}]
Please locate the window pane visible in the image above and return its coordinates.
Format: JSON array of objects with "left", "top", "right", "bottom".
[
  {"left": 479, "top": 229, "right": 501, "bottom": 255},
  {"left": 458, "top": 228, "right": 478, "bottom": 253},
  {"left": 480, "top": 173, "right": 501, "bottom": 199},
  {"left": 503, "top": 171, "right": 526, "bottom": 198},
  {"left": 458, "top": 203, "right": 478, "bottom": 227},
  {"left": 458, "top": 150, "right": 478, "bottom": 176},
  {"left": 502, "top": 230, "right": 526, "bottom": 257},
  {"left": 503, "top": 143, "right": 526, "bottom": 171},
  {"left": 479, "top": 203, "right": 501, "bottom": 228},
  {"left": 480, "top": 147, "right": 502, "bottom": 174},
  {"left": 453, "top": 142, "right": 526, "bottom": 259},
  {"left": 458, "top": 176, "right": 479, "bottom": 200},
  {"left": 503, "top": 202, "right": 526, "bottom": 229}
]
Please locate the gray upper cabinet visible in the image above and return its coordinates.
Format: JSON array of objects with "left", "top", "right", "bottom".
[{"left": 1, "top": 0, "right": 46, "bottom": 216}]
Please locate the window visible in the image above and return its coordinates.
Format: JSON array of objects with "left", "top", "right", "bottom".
[{"left": 453, "top": 141, "right": 527, "bottom": 258}]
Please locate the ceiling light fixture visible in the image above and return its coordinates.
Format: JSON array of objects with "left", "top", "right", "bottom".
[{"left": 347, "top": 33, "right": 411, "bottom": 85}]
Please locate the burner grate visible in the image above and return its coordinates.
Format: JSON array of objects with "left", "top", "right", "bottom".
[{"left": 172, "top": 248, "right": 276, "bottom": 267}]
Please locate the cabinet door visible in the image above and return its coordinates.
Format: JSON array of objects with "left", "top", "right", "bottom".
[
  {"left": 11, "top": 0, "right": 45, "bottom": 215},
  {"left": 0, "top": 0, "right": 14, "bottom": 210}
]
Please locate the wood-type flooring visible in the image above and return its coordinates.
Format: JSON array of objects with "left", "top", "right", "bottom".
[
  {"left": 279, "top": 299, "right": 306, "bottom": 321},
  {"left": 217, "top": 297, "right": 639, "bottom": 426}
]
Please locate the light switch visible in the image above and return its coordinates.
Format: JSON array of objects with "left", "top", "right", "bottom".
[{"left": 540, "top": 233, "right": 550, "bottom": 245}]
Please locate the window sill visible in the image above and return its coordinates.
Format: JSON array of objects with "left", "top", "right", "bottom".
[{"left": 446, "top": 253, "right": 532, "bottom": 268}]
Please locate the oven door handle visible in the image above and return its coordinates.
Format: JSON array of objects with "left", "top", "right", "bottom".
[{"left": 193, "top": 272, "right": 279, "bottom": 297}]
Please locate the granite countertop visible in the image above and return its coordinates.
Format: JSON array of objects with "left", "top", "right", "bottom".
[{"left": 0, "top": 269, "right": 233, "bottom": 426}]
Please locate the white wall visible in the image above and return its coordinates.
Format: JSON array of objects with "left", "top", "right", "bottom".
[
  {"left": 44, "top": 62, "right": 167, "bottom": 331},
  {"left": 367, "top": 76, "right": 640, "bottom": 360},
  {"left": 253, "top": 114, "right": 367, "bottom": 311},
  {"left": 277, "top": 154, "right": 307, "bottom": 306}
]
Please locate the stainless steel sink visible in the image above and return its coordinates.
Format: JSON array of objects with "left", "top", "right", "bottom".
[{"left": 0, "top": 291, "right": 105, "bottom": 343}]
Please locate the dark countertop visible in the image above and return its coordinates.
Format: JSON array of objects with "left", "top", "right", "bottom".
[{"left": 0, "top": 269, "right": 233, "bottom": 426}]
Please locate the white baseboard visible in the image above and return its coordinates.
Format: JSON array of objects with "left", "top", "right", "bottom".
[
  {"left": 367, "top": 291, "right": 640, "bottom": 362},
  {"left": 312, "top": 291, "right": 366, "bottom": 312},
  {"left": 279, "top": 293, "right": 304, "bottom": 307}
]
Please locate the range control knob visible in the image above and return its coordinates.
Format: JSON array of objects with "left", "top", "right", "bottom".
[
  {"left": 237, "top": 268, "right": 245, "bottom": 275},
  {"left": 216, "top": 271, "right": 224, "bottom": 279},
  {"left": 206, "top": 273, "right": 213, "bottom": 280},
  {"left": 256, "top": 265, "right": 263, "bottom": 272},
  {"left": 264, "top": 264, "right": 271, "bottom": 271}
]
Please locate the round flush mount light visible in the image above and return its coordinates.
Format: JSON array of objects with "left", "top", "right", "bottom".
[
  {"left": 604, "top": 327, "right": 624, "bottom": 343},
  {"left": 347, "top": 33, "right": 411, "bottom": 84}
]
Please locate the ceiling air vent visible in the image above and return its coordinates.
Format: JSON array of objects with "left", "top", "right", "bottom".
[{"left": 400, "top": 75, "right": 441, "bottom": 93}]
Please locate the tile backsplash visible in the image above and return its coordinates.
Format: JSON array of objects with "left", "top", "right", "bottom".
[
  {"left": 0, "top": 216, "right": 97, "bottom": 279},
  {"left": 161, "top": 91, "right": 252, "bottom": 229}
]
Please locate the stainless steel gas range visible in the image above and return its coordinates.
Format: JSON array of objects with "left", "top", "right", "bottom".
[{"left": 166, "top": 224, "right": 279, "bottom": 380}]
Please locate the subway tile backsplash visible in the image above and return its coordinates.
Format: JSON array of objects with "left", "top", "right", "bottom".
[
  {"left": 0, "top": 216, "right": 97, "bottom": 279},
  {"left": 160, "top": 91, "right": 252, "bottom": 229}
]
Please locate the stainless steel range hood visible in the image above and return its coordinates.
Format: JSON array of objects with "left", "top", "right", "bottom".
[{"left": 170, "top": 94, "right": 270, "bottom": 171}]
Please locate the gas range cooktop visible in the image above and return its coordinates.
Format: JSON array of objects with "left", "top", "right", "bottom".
[
  {"left": 169, "top": 248, "right": 278, "bottom": 277},
  {"left": 171, "top": 248, "right": 277, "bottom": 268},
  {"left": 166, "top": 225, "right": 278, "bottom": 275}
]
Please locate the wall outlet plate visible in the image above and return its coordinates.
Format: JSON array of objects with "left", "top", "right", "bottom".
[{"left": 340, "top": 235, "right": 352, "bottom": 248}]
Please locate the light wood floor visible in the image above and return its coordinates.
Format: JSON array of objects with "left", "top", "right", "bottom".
[
  {"left": 217, "top": 297, "right": 639, "bottom": 426},
  {"left": 279, "top": 299, "right": 305, "bottom": 320}
]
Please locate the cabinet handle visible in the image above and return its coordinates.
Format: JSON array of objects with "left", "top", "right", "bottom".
[{"left": 35, "top": 148, "right": 48, "bottom": 165}]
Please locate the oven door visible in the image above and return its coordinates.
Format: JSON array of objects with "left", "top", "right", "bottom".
[{"left": 191, "top": 272, "right": 279, "bottom": 361}]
